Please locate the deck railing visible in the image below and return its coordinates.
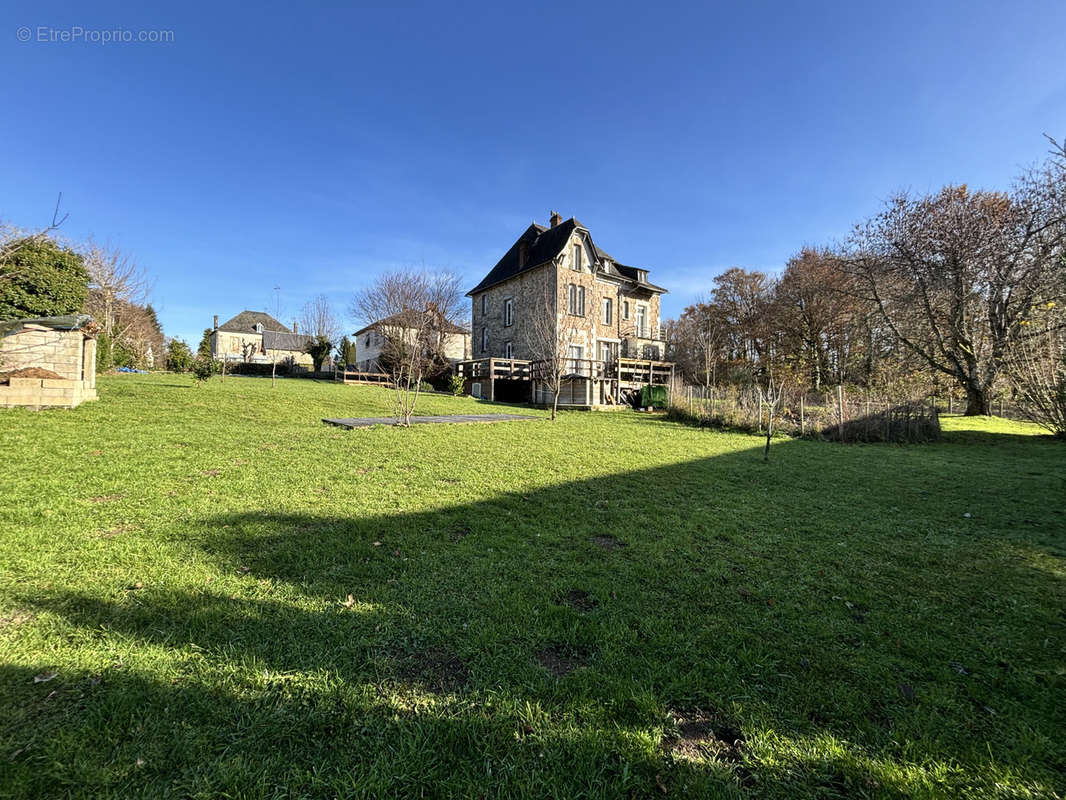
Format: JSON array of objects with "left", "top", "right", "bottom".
[
  {"left": 336, "top": 368, "right": 392, "bottom": 386},
  {"left": 455, "top": 358, "right": 532, "bottom": 380}
]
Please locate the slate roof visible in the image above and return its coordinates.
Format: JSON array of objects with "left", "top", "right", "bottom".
[
  {"left": 614, "top": 265, "right": 668, "bottom": 294},
  {"left": 262, "top": 330, "right": 313, "bottom": 353},
  {"left": 353, "top": 310, "right": 469, "bottom": 337},
  {"left": 217, "top": 310, "right": 291, "bottom": 334},
  {"left": 467, "top": 216, "right": 666, "bottom": 295}
]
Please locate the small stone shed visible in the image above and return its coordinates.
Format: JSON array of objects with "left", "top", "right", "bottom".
[{"left": 0, "top": 315, "right": 99, "bottom": 409}]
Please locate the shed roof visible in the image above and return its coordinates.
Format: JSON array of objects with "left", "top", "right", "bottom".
[{"left": 0, "top": 314, "right": 97, "bottom": 337}]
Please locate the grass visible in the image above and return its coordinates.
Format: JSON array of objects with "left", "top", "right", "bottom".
[{"left": 1, "top": 374, "right": 1063, "bottom": 799}]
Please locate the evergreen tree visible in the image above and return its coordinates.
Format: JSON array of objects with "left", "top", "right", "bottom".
[
  {"left": 338, "top": 335, "right": 356, "bottom": 365},
  {"left": 0, "top": 238, "right": 88, "bottom": 319},
  {"left": 197, "top": 328, "right": 214, "bottom": 359}
]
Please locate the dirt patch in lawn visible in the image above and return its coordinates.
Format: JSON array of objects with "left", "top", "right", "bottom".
[
  {"left": 591, "top": 535, "right": 626, "bottom": 551},
  {"left": 535, "top": 644, "right": 591, "bottom": 677},
  {"left": 394, "top": 647, "right": 469, "bottom": 692},
  {"left": 0, "top": 610, "right": 34, "bottom": 629},
  {"left": 89, "top": 493, "right": 124, "bottom": 504},
  {"left": 0, "top": 367, "right": 63, "bottom": 384},
  {"left": 559, "top": 589, "right": 598, "bottom": 612},
  {"left": 663, "top": 709, "right": 746, "bottom": 763},
  {"left": 99, "top": 524, "right": 135, "bottom": 539}
]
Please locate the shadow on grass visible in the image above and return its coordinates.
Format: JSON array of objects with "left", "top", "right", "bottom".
[{"left": 7, "top": 437, "right": 1065, "bottom": 798}]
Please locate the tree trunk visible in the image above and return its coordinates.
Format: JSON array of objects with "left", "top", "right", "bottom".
[{"left": 964, "top": 383, "right": 991, "bottom": 416}]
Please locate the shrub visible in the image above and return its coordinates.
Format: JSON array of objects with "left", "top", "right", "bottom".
[
  {"left": 449, "top": 374, "right": 465, "bottom": 396},
  {"left": 96, "top": 333, "right": 114, "bottom": 371},
  {"left": 191, "top": 356, "right": 216, "bottom": 385},
  {"left": 166, "top": 339, "right": 195, "bottom": 372}
]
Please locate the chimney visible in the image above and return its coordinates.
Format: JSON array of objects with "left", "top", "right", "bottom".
[
  {"left": 549, "top": 210, "right": 561, "bottom": 228},
  {"left": 213, "top": 315, "right": 218, "bottom": 330},
  {"left": 292, "top": 321, "right": 298, "bottom": 334}
]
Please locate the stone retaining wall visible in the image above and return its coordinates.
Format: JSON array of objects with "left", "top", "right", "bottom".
[{"left": 0, "top": 377, "right": 97, "bottom": 409}]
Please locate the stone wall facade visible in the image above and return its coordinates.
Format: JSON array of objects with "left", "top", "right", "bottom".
[
  {"left": 471, "top": 263, "right": 556, "bottom": 361},
  {"left": 471, "top": 229, "right": 663, "bottom": 364},
  {"left": 0, "top": 327, "right": 97, "bottom": 409}
]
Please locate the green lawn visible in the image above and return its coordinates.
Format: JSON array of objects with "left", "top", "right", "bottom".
[{"left": 1, "top": 374, "right": 1063, "bottom": 799}]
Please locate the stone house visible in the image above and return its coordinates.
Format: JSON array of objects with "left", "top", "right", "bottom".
[
  {"left": 461, "top": 212, "right": 672, "bottom": 406},
  {"left": 0, "top": 315, "right": 98, "bottom": 409},
  {"left": 352, "top": 309, "right": 470, "bottom": 373},
  {"left": 210, "top": 311, "right": 314, "bottom": 368}
]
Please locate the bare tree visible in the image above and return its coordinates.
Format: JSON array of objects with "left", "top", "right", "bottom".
[
  {"left": 352, "top": 269, "right": 465, "bottom": 426},
  {"left": 82, "top": 240, "right": 150, "bottom": 339},
  {"left": 776, "top": 248, "right": 867, "bottom": 390},
  {"left": 525, "top": 278, "right": 570, "bottom": 421},
  {"left": 299, "top": 294, "right": 341, "bottom": 372},
  {"left": 1005, "top": 300, "right": 1066, "bottom": 437},
  {"left": 299, "top": 294, "right": 340, "bottom": 342},
  {"left": 843, "top": 156, "right": 1066, "bottom": 415},
  {"left": 0, "top": 194, "right": 68, "bottom": 284},
  {"left": 672, "top": 296, "right": 727, "bottom": 387},
  {"left": 757, "top": 365, "right": 785, "bottom": 462}
]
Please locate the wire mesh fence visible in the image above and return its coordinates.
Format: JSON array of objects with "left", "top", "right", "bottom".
[{"left": 668, "top": 383, "right": 943, "bottom": 443}]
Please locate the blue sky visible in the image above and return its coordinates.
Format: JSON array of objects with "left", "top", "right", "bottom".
[{"left": 2, "top": 1, "right": 1064, "bottom": 345}]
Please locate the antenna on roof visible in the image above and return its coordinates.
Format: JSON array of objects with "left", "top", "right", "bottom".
[{"left": 273, "top": 286, "right": 281, "bottom": 318}]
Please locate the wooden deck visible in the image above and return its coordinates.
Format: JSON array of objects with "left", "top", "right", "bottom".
[
  {"left": 455, "top": 357, "right": 674, "bottom": 405},
  {"left": 457, "top": 357, "right": 673, "bottom": 384}
]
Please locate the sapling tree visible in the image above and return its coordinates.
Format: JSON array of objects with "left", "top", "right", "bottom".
[
  {"left": 525, "top": 277, "right": 571, "bottom": 421},
  {"left": 352, "top": 269, "right": 465, "bottom": 426}
]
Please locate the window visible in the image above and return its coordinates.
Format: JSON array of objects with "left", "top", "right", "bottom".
[
  {"left": 567, "top": 284, "right": 585, "bottom": 316},
  {"left": 572, "top": 243, "right": 583, "bottom": 272},
  {"left": 623, "top": 300, "right": 630, "bottom": 320},
  {"left": 480, "top": 294, "right": 486, "bottom": 316},
  {"left": 567, "top": 344, "right": 584, "bottom": 375},
  {"left": 481, "top": 327, "right": 488, "bottom": 354},
  {"left": 255, "top": 322, "right": 264, "bottom": 333},
  {"left": 602, "top": 298, "right": 612, "bottom": 325},
  {"left": 636, "top": 305, "right": 647, "bottom": 338},
  {"left": 504, "top": 297, "right": 514, "bottom": 327},
  {"left": 504, "top": 341, "right": 513, "bottom": 358}
]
